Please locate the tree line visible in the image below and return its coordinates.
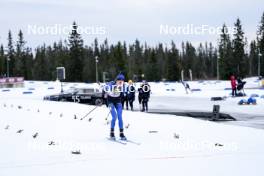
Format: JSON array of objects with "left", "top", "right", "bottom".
[{"left": 0, "top": 12, "right": 264, "bottom": 82}]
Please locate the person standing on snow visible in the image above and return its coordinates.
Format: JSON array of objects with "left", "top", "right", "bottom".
[
  {"left": 104, "top": 74, "right": 126, "bottom": 140},
  {"left": 138, "top": 80, "right": 151, "bottom": 112},
  {"left": 230, "top": 75, "right": 237, "bottom": 97},
  {"left": 127, "top": 80, "right": 136, "bottom": 111},
  {"left": 138, "top": 84, "right": 143, "bottom": 111}
]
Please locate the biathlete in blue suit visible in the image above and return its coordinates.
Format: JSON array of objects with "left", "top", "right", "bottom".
[{"left": 104, "top": 74, "right": 127, "bottom": 140}]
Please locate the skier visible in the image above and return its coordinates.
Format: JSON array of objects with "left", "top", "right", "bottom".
[
  {"left": 230, "top": 75, "right": 237, "bottom": 97},
  {"left": 138, "top": 80, "right": 151, "bottom": 112},
  {"left": 104, "top": 74, "right": 126, "bottom": 140},
  {"left": 127, "top": 80, "right": 136, "bottom": 111}
]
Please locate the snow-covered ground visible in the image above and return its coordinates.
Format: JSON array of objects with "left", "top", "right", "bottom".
[
  {"left": 0, "top": 78, "right": 264, "bottom": 176},
  {"left": 147, "top": 78, "right": 264, "bottom": 129}
]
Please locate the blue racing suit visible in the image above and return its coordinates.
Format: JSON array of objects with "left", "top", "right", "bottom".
[{"left": 104, "top": 81, "right": 124, "bottom": 130}]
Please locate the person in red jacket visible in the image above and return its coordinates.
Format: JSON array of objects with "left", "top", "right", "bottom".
[{"left": 230, "top": 75, "right": 237, "bottom": 97}]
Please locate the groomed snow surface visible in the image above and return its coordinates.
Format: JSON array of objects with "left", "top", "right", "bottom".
[{"left": 0, "top": 78, "right": 264, "bottom": 176}]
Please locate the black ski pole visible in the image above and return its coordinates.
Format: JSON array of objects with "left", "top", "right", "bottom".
[
  {"left": 105, "top": 107, "right": 112, "bottom": 121},
  {"left": 80, "top": 106, "right": 99, "bottom": 120}
]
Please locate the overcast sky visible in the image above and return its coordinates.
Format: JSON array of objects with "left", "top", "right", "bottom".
[{"left": 0, "top": 0, "right": 263, "bottom": 48}]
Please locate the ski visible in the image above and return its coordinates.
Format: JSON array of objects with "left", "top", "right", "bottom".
[
  {"left": 107, "top": 138, "right": 127, "bottom": 145},
  {"left": 122, "top": 139, "right": 141, "bottom": 145},
  {"left": 106, "top": 137, "right": 140, "bottom": 145}
]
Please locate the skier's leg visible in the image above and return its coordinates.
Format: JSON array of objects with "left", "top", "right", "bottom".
[
  {"left": 110, "top": 128, "right": 115, "bottom": 138},
  {"left": 109, "top": 103, "right": 117, "bottom": 130},
  {"left": 119, "top": 128, "right": 126, "bottom": 140},
  {"left": 116, "top": 103, "right": 124, "bottom": 129},
  {"left": 116, "top": 103, "right": 126, "bottom": 139},
  {"left": 145, "top": 100, "right": 148, "bottom": 112}
]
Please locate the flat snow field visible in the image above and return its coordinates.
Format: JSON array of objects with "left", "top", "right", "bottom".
[{"left": 0, "top": 78, "right": 264, "bottom": 176}]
